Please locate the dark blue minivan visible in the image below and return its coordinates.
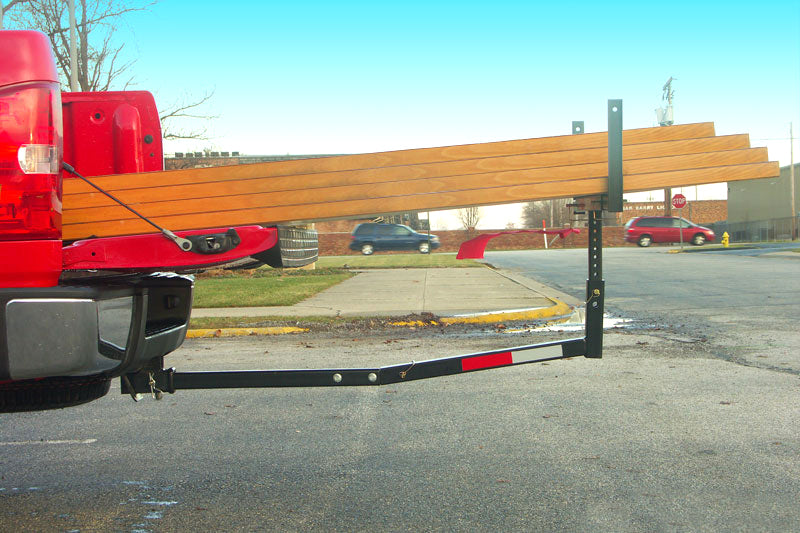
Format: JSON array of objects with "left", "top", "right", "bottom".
[{"left": 349, "top": 223, "right": 440, "bottom": 255}]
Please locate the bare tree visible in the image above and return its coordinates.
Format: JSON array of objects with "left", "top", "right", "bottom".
[
  {"left": 522, "top": 201, "right": 545, "bottom": 228},
  {"left": 6, "top": 0, "right": 153, "bottom": 90},
  {"left": 160, "top": 90, "right": 218, "bottom": 141},
  {"left": 522, "top": 199, "right": 570, "bottom": 228},
  {"left": 1, "top": 0, "right": 29, "bottom": 29},
  {"left": 6, "top": 0, "right": 215, "bottom": 140},
  {"left": 457, "top": 206, "right": 482, "bottom": 230}
]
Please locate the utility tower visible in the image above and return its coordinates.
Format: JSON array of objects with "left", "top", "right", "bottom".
[
  {"left": 656, "top": 77, "right": 675, "bottom": 126},
  {"left": 657, "top": 78, "right": 676, "bottom": 215}
]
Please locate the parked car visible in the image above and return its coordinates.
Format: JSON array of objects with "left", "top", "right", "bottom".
[
  {"left": 624, "top": 216, "right": 715, "bottom": 247},
  {"left": 349, "top": 223, "right": 440, "bottom": 255}
]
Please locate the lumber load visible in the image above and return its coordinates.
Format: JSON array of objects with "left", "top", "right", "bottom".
[{"left": 62, "top": 122, "right": 778, "bottom": 240}]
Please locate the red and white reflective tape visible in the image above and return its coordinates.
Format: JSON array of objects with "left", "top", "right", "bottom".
[{"left": 460, "top": 344, "right": 564, "bottom": 372}]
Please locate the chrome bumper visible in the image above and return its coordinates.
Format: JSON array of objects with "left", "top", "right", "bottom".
[{"left": 0, "top": 273, "right": 193, "bottom": 381}]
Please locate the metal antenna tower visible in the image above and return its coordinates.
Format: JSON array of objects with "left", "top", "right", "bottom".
[{"left": 657, "top": 77, "right": 675, "bottom": 126}]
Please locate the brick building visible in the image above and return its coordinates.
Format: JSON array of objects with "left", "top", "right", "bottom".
[{"left": 618, "top": 200, "right": 727, "bottom": 226}]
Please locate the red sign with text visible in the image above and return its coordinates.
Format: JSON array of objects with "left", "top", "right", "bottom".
[{"left": 672, "top": 194, "right": 687, "bottom": 209}]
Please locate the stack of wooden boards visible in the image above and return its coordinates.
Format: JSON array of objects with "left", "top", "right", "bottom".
[{"left": 62, "top": 122, "right": 778, "bottom": 240}]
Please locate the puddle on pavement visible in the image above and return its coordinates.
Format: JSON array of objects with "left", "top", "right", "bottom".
[{"left": 501, "top": 308, "right": 633, "bottom": 334}]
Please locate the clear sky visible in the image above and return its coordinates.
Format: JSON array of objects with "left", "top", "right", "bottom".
[{"left": 116, "top": 1, "right": 799, "bottom": 226}]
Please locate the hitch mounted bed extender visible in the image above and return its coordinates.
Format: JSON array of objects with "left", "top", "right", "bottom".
[
  {"left": 122, "top": 204, "right": 607, "bottom": 397},
  {"left": 120, "top": 104, "right": 617, "bottom": 399}
]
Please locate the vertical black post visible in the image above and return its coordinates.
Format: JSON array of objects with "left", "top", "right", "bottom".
[
  {"left": 607, "top": 99, "right": 623, "bottom": 213},
  {"left": 585, "top": 209, "right": 604, "bottom": 358}
]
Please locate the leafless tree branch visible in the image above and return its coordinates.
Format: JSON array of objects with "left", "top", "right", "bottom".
[
  {"left": 457, "top": 207, "right": 482, "bottom": 231},
  {"left": 522, "top": 200, "right": 570, "bottom": 228},
  {"left": 1, "top": 0, "right": 30, "bottom": 29},
  {"left": 160, "top": 90, "right": 218, "bottom": 140},
  {"left": 31, "top": 0, "right": 154, "bottom": 36},
  {"left": 7, "top": 0, "right": 216, "bottom": 140},
  {"left": 6, "top": 0, "right": 151, "bottom": 91}
]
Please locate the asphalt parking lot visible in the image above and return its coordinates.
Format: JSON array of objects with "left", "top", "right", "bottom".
[
  {"left": 1, "top": 246, "right": 798, "bottom": 531},
  {"left": 1, "top": 327, "right": 798, "bottom": 532}
]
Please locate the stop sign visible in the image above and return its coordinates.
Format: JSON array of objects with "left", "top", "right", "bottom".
[{"left": 672, "top": 193, "right": 687, "bottom": 209}]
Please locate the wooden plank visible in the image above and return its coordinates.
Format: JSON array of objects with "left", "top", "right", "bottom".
[
  {"left": 63, "top": 122, "right": 717, "bottom": 195},
  {"left": 60, "top": 121, "right": 780, "bottom": 240},
  {"left": 62, "top": 160, "right": 779, "bottom": 240},
  {"left": 65, "top": 134, "right": 752, "bottom": 210},
  {"left": 64, "top": 148, "right": 770, "bottom": 225}
]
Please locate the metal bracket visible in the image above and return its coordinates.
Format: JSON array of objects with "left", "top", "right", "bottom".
[
  {"left": 185, "top": 228, "right": 241, "bottom": 254},
  {"left": 607, "top": 99, "right": 623, "bottom": 213}
]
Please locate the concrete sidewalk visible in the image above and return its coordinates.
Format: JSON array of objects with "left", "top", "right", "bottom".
[{"left": 191, "top": 267, "right": 581, "bottom": 321}]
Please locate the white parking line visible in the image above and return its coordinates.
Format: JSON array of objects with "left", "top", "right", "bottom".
[{"left": 0, "top": 438, "right": 97, "bottom": 446}]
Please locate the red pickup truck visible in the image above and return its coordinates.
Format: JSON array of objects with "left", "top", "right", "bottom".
[
  {"left": 0, "top": 30, "right": 316, "bottom": 412},
  {"left": 1, "top": 30, "right": 604, "bottom": 409}
]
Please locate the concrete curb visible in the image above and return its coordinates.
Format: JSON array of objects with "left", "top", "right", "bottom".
[
  {"left": 439, "top": 298, "right": 573, "bottom": 325},
  {"left": 188, "top": 298, "right": 575, "bottom": 336},
  {"left": 186, "top": 326, "right": 308, "bottom": 338},
  {"left": 386, "top": 298, "right": 573, "bottom": 326}
]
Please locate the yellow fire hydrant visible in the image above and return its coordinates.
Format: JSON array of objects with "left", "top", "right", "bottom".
[{"left": 721, "top": 231, "right": 729, "bottom": 248}]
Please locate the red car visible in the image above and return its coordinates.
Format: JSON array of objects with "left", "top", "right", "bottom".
[{"left": 624, "top": 216, "right": 715, "bottom": 247}]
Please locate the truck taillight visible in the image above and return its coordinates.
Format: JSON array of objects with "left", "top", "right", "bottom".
[
  {"left": 18, "top": 144, "right": 60, "bottom": 174},
  {"left": 0, "top": 82, "right": 63, "bottom": 241}
]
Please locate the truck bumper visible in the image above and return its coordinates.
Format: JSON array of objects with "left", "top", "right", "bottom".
[{"left": 0, "top": 273, "right": 193, "bottom": 381}]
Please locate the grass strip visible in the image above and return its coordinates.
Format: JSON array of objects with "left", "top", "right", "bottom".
[
  {"left": 193, "top": 268, "right": 354, "bottom": 308},
  {"left": 317, "top": 254, "right": 481, "bottom": 269}
]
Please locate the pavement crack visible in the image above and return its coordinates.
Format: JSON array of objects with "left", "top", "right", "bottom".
[
  {"left": 709, "top": 351, "right": 800, "bottom": 376},
  {"left": 628, "top": 329, "right": 800, "bottom": 377}
]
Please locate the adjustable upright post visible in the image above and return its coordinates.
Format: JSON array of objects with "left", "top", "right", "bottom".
[
  {"left": 582, "top": 99, "right": 622, "bottom": 358},
  {"left": 585, "top": 208, "right": 604, "bottom": 358}
]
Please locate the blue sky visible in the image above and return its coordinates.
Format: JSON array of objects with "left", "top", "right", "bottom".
[
  {"left": 120, "top": 0, "right": 799, "bottom": 158},
  {"left": 118, "top": 1, "right": 799, "bottom": 224}
]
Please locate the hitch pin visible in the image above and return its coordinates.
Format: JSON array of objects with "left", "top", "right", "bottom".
[
  {"left": 148, "top": 372, "right": 164, "bottom": 401},
  {"left": 399, "top": 360, "right": 416, "bottom": 379}
]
